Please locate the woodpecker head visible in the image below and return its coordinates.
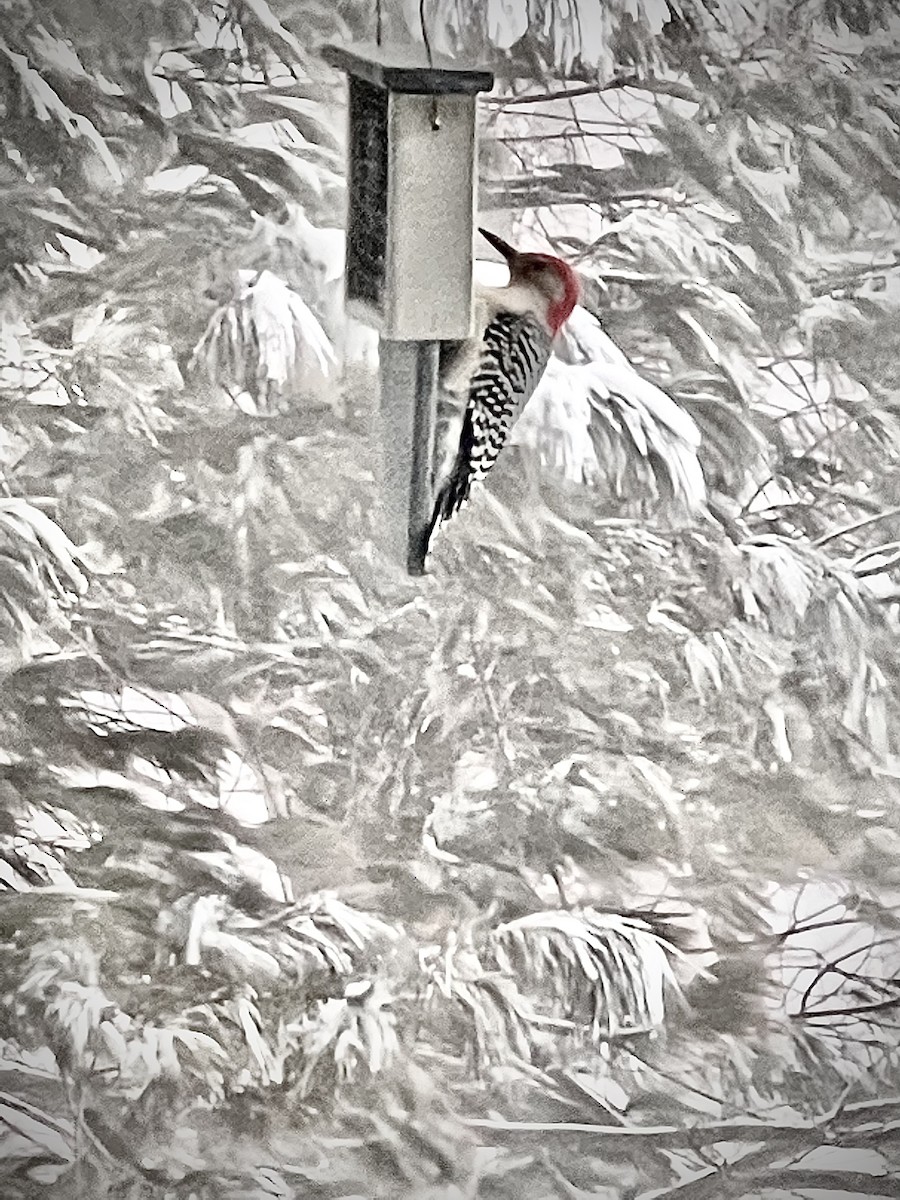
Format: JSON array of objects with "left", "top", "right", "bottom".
[{"left": 479, "top": 227, "right": 580, "bottom": 334}]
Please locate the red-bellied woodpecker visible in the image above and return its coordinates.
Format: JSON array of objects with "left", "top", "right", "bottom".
[{"left": 427, "top": 228, "right": 580, "bottom": 552}]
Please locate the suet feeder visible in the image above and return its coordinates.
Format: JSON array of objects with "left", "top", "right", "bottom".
[
  {"left": 325, "top": 41, "right": 494, "bottom": 574},
  {"left": 323, "top": 41, "right": 494, "bottom": 341}
]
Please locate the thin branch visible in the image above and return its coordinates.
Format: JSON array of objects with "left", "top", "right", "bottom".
[
  {"left": 813, "top": 505, "right": 900, "bottom": 548},
  {"left": 774, "top": 916, "right": 869, "bottom": 942},
  {"left": 466, "top": 1097, "right": 900, "bottom": 1145},
  {"left": 485, "top": 76, "right": 698, "bottom": 106},
  {"left": 649, "top": 1167, "right": 899, "bottom": 1200},
  {"left": 798, "top": 994, "right": 900, "bottom": 1021},
  {"left": 464, "top": 1116, "right": 829, "bottom": 1147},
  {"left": 842, "top": 1096, "right": 900, "bottom": 1123},
  {"left": 485, "top": 77, "right": 641, "bottom": 105}
]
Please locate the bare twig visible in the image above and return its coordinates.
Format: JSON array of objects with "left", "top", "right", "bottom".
[
  {"left": 814, "top": 505, "right": 900, "bottom": 548},
  {"left": 485, "top": 78, "right": 640, "bottom": 105}
]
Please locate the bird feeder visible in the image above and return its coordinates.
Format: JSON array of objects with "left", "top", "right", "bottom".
[
  {"left": 324, "top": 41, "right": 494, "bottom": 573},
  {"left": 323, "top": 41, "right": 493, "bottom": 340}
]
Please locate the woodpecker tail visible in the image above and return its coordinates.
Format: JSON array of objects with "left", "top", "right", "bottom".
[{"left": 426, "top": 405, "right": 478, "bottom": 550}]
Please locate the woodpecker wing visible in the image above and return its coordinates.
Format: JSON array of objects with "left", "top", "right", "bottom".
[{"left": 431, "top": 310, "right": 553, "bottom": 536}]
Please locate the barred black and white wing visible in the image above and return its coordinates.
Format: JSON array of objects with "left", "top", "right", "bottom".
[{"left": 430, "top": 311, "right": 553, "bottom": 537}]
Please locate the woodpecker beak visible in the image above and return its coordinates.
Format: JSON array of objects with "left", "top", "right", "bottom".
[{"left": 478, "top": 227, "right": 519, "bottom": 265}]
